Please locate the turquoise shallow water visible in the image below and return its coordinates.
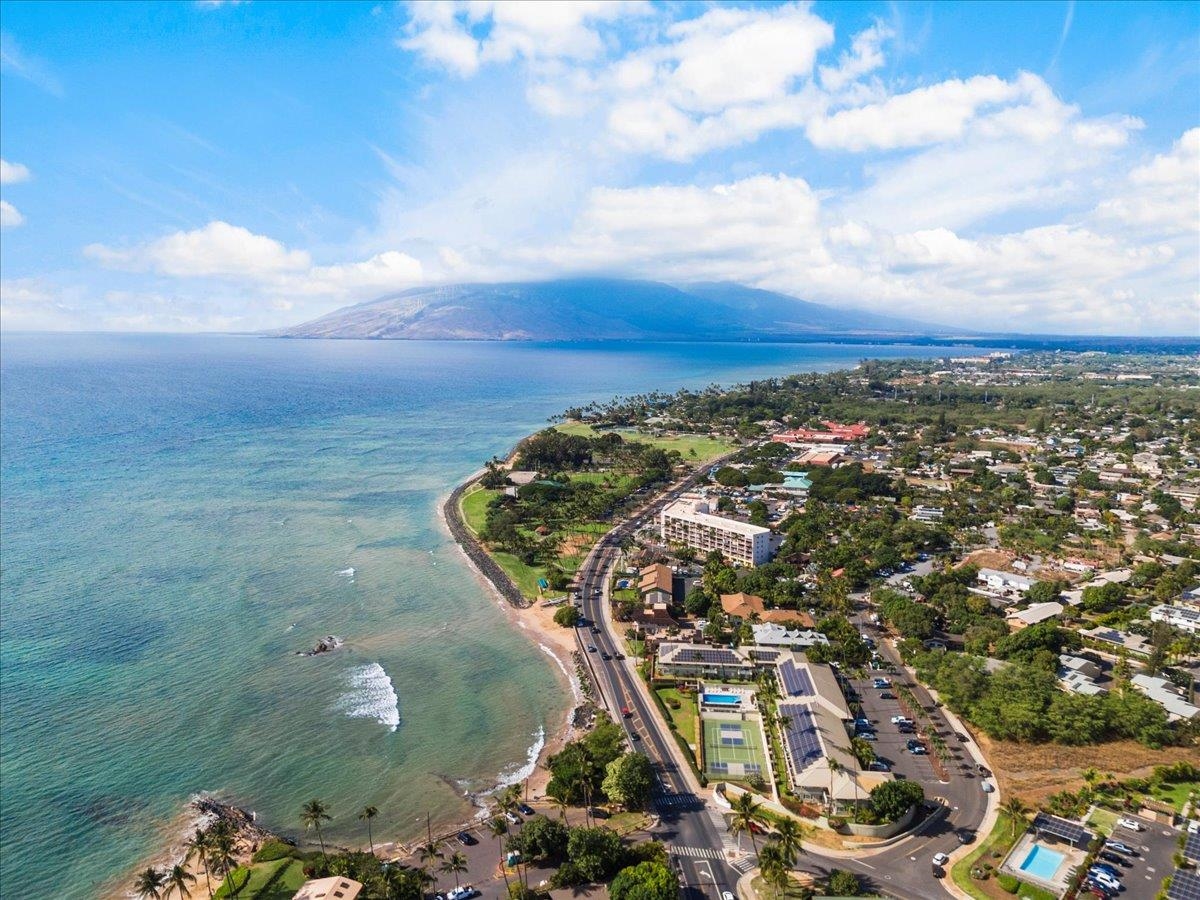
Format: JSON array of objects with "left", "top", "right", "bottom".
[{"left": 0, "top": 334, "right": 964, "bottom": 897}]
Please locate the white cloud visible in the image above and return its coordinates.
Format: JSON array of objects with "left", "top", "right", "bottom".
[
  {"left": 0, "top": 158, "right": 31, "bottom": 184},
  {"left": 818, "top": 20, "right": 892, "bottom": 92},
  {"left": 85, "top": 221, "right": 311, "bottom": 279},
  {"left": 0, "top": 200, "right": 24, "bottom": 228}
]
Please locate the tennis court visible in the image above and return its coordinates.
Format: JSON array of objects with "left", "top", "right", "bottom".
[{"left": 703, "top": 718, "right": 768, "bottom": 780}]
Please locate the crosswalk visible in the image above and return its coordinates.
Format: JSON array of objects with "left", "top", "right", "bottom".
[
  {"left": 706, "top": 806, "right": 741, "bottom": 855},
  {"left": 730, "top": 856, "right": 757, "bottom": 874},
  {"left": 654, "top": 792, "right": 703, "bottom": 811},
  {"left": 668, "top": 844, "right": 725, "bottom": 860}
]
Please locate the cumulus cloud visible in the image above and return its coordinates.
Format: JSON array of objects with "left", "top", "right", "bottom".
[
  {"left": 0, "top": 158, "right": 31, "bottom": 184},
  {"left": 85, "top": 221, "right": 312, "bottom": 279},
  {"left": 0, "top": 200, "right": 24, "bottom": 228}
]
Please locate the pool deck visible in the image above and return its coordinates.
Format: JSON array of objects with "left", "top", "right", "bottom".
[{"left": 1000, "top": 832, "right": 1086, "bottom": 897}]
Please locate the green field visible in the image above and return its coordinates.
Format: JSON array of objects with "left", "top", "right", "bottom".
[
  {"left": 460, "top": 483, "right": 497, "bottom": 535},
  {"left": 703, "top": 717, "right": 768, "bottom": 780},
  {"left": 950, "top": 811, "right": 1020, "bottom": 900},
  {"left": 555, "top": 422, "right": 737, "bottom": 464},
  {"left": 656, "top": 686, "right": 699, "bottom": 750}
]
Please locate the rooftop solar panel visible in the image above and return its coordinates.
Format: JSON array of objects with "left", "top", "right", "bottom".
[
  {"left": 778, "top": 702, "right": 822, "bottom": 773},
  {"left": 750, "top": 649, "right": 780, "bottom": 661},
  {"left": 1031, "top": 812, "right": 1091, "bottom": 846},
  {"left": 1169, "top": 869, "right": 1200, "bottom": 900},
  {"left": 1185, "top": 831, "right": 1200, "bottom": 863},
  {"left": 778, "top": 659, "right": 815, "bottom": 697}
]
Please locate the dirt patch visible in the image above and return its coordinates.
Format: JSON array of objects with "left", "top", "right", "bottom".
[
  {"left": 976, "top": 733, "right": 1199, "bottom": 806},
  {"left": 959, "top": 549, "right": 1016, "bottom": 571}
]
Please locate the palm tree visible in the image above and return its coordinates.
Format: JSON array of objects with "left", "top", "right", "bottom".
[
  {"left": 162, "top": 864, "right": 196, "bottom": 899},
  {"left": 184, "top": 828, "right": 213, "bottom": 899},
  {"left": 1002, "top": 796, "right": 1030, "bottom": 838},
  {"left": 757, "top": 843, "right": 789, "bottom": 896},
  {"left": 207, "top": 820, "right": 238, "bottom": 899},
  {"left": 134, "top": 867, "right": 167, "bottom": 899},
  {"left": 827, "top": 758, "right": 843, "bottom": 816},
  {"left": 359, "top": 805, "right": 380, "bottom": 856},
  {"left": 729, "top": 793, "right": 766, "bottom": 856},
  {"left": 301, "top": 799, "right": 332, "bottom": 861},
  {"left": 441, "top": 851, "right": 469, "bottom": 889},
  {"left": 418, "top": 839, "right": 444, "bottom": 889},
  {"left": 488, "top": 816, "right": 512, "bottom": 897},
  {"left": 769, "top": 817, "right": 804, "bottom": 867}
]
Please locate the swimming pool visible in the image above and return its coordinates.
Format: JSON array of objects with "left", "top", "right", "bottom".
[
  {"left": 702, "top": 693, "right": 740, "bottom": 705},
  {"left": 1018, "top": 844, "right": 1065, "bottom": 881}
]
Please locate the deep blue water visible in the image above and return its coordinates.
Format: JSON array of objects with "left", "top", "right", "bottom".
[{"left": 0, "top": 333, "right": 965, "bottom": 898}]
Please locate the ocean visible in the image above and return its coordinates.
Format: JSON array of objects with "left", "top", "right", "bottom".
[{"left": 0, "top": 333, "right": 964, "bottom": 897}]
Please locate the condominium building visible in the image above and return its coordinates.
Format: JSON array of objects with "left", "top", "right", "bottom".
[{"left": 660, "top": 498, "right": 776, "bottom": 567}]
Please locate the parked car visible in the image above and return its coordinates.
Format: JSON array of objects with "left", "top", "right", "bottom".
[
  {"left": 890, "top": 715, "right": 913, "bottom": 725},
  {"left": 517, "top": 802, "right": 535, "bottom": 816},
  {"left": 1116, "top": 817, "right": 1144, "bottom": 831},
  {"left": 457, "top": 831, "right": 478, "bottom": 846},
  {"left": 868, "top": 760, "right": 891, "bottom": 772},
  {"left": 1087, "top": 870, "right": 1121, "bottom": 893},
  {"left": 614, "top": 653, "right": 626, "bottom": 660},
  {"left": 1105, "top": 840, "right": 1137, "bottom": 856},
  {"left": 879, "top": 691, "right": 897, "bottom": 699},
  {"left": 981, "top": 781, "right": 995, "bottom": 793},
  {"left": 976, "top": 764, "right": 992, "bottom": 776},
  {"left": 910, "top": 746, "right": 928, "bottom": 756},
  {"left": 504, "top": 811, "right": 521, "bottom": 824},
  {"left": 932, "top": 852, "right": 949, "bottom": 867},
  {"left": 957, "top": 829, "right": 975, "bottom": 844},
  {"left": 858, "top": 731, "right": 878, "bottom": 741},
  {"left": 621, "top": 707, "right": 633, "bottom": 718},
  {"left": 853, "top": 717, "right": 871, "bottom": 729},
  {"left": 1098, "top": 851, "right": 1130, "bottom": 867},
  {"left": 1090, "top": 863, "right": 1122, "bottom": 879}
]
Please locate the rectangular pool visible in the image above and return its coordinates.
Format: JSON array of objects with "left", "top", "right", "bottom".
[
  {"left": 1018, "top": 844, "right": 1065, "bottom": 881},
  {"left": 701, "top": 693, "right": 740, "bottom": 705}
]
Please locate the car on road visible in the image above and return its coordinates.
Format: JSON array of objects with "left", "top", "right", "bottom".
[
  {"left": 630, "top": 732, "right": 641, "bottom": 741},
  {"left": 879, "top": 691, "right": 896, "bottom": 699},
  {"left": 601, "top": 652, "right": 612, "bottom": 660},
  {"left": 591, "top": 626, "right": 601, "bottom": 634},
  {"left": 981, "top": 781, "right": 995, "bottom": 793},
  {"left": 615, "top": 653, "right": 625, "bottom": 660},
  {"left": 932, "top": 852, "right": 949, "bottom": 866},
  {"left": 586, "top": 645, "right": 597, "bottom": 652},
  {"left": 1116, "top": 817, "right": 1143, "bottom": 831},
  {"left": 457, "top": 831, "right": 477, "bottom": 846},
  {"left": 868, "top": 760, "right": 891, "bottom": 772},
  {"left": 1105, "top": 840, "right": 1137, "bottom": 856},
  {"left": 722, "top": 893, "right": 735, "bottom": 900},
  {"left": 957, "top": 829, "right": 975, "bottom": 844},
  {"left": 621, "top": 707, "right": 633, "bottom": 718}
]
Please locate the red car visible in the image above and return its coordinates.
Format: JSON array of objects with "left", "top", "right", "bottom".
[{"left": 622, "top": 707, "right": 633, "bottom": 718}]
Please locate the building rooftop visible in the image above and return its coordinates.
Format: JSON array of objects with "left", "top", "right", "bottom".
[{"left": 661, "top": 499, "right": 771, "bottom": 538}]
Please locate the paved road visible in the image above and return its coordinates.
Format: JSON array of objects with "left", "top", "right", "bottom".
[
  {"left": 570, "top": 464, "right": 996, "bottom": 899},
  {"left": 574, "top": 466, "right": 748, "bottom": 900}
]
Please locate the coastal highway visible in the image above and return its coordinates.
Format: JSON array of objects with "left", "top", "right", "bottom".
[
  {"left": 574, "top": 466, "right": 748, "bottom": 900},
  {"left": 572, "top": 465, "right": 991, "bottom": 900}
]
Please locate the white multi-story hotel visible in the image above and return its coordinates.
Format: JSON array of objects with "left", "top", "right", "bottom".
[{"left": 660, "top": 498, "right": 776, "bottom": 567}]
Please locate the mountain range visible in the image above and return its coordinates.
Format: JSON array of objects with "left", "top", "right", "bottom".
[{"left": 275, "top": 279, "right": 955, "bottom": 341}]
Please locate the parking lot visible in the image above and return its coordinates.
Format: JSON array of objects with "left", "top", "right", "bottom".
[
  {"left": 1093, "top": 812, "right": 1179, "bottom": 896},
  {"left": 847, "top": 672, "right": 945, "bottom": 789}
]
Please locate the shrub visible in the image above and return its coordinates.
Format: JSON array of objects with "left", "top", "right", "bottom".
[
  {"left": 997, "top": 873, "right": 1019, "bottom": 893},
  {"left": 252, "top": 840, "right": 295, "bottom": 863}
]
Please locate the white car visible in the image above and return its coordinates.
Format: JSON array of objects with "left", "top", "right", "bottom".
[
  {"left": 722, "top": 893, "right": 735, "bottom": 900},
  {"left": 981, "top": 781, "right": 995, "bottom": 793},
  {"left": 891, "top": 715, "right": 913, "bottom": 725},
  {"left": 1116, "top": 817, "right": 1144, "bottom": 831},
  {"left": 932, "top": 852, "right": 950, "bottom": 867}
]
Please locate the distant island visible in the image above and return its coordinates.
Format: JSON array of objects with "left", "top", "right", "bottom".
[{"left": 273, "top": 278, "right": 952, "bottom": 342}]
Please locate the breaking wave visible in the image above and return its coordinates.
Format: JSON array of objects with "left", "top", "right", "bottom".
[
  {"left": 496, "top": 726, "right": 545, "bottom": 789},
  {"left": 336, "top": 662, "right": 399, "bottom": 732}
]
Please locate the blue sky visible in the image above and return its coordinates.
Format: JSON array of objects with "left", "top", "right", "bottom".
[{"left": 1, "top": 0, "right": 1196, "bottom": 334}]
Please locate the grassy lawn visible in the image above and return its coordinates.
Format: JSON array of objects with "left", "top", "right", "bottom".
[
  {"left": 1150, "top": 779, "right": 1199, "bottom": 812},
  {"left": 490, "top": 549, "right": 550, "bottom": 598},
  {"left": 1087, "top": 807, "right": 1118, "bottom": 835},
  {"left": 656, "top": 686, "right": 699, "bottom": 751},
  {"left": 257, "top": 860, "right": 307, "bottom": 900},
  {"left": 460, "top": 484, "right": 497, "bottom": 536},
  {"left": 555, "top": 422, "right": 736, "bottom": 464},
  {"left": 607, "top": 810, "right": 653, "bottom": 835},
  {"left": 951, "top": 812, "right": 1020, "bottom": 900}
]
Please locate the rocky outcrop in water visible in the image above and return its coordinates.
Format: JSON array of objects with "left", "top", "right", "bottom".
[{"left": 297, "top": 635, "right": 343, "bottom": 656}]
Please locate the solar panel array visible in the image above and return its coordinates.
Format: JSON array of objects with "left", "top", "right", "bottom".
[
  {"left": 688, "top": 647, "right": 742, "bottom": 664},
  {"left": 777, "top": 659, "right": 815, "bottom": 697},
  {"left": 1169, "top": 869, "right": 1200, "bottom": 900},
  {"left": 1032, "top": 812, "right": 1091, "bottom": 846},
  {"left": 750, "top": 649, "right": 780, "bottom": 662},
  {"left": 1185, "top": 830, "right": 1200, "bottom": 863},
  {"left": 778, "top": 702, "right": 823, "bottom": 773}
]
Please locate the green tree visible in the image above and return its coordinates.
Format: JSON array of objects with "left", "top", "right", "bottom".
[
  {"left": 509, "top": 815, "right": 569, "bottom": 862},
  {"left": 554, "top": 605, "right": 582, "bottom": 627},
  {"left": 729, "top": 793, "right": 767, "bottom": 856},
  {"left": 183, "top": 828, "right": 213, "bottom": 899},
  {"left": 441, "top": 852, "right": 469, "bottom": 890},
  {"left": 1002, "top": 796, "right": 1030, "bottom": 838},
  {"left": 488, "top": 817, "right": 512, "bottom": 896},
  {"left": 162, "top": 864, "right": 196, "bottom": 900},
  {"left": 207, "top": 820, "right": 238, "bottom": 899},
  {"left": 359, "top": 805, "right": 379, "bottom": 856},
  {"left": 134, "top": 867, "right": 167, "bottom": 900},
  {"left": 868, "top": 779, "right": 924, "bottom": 823},
  {"left": 770, "top": 817, "right": 805, "bottom": 866},
  {"left": 608, "top": 860, "right": 680, "bottom": 900},
  {"left": 602, "top": 753, "right": 655, "bottom": 810},
  {"left": 827, "top": 869, "right": 862, "bottom": 896},
  {"left": 301, "top": 799, "right": 333, "bottom": 861},
  {"left": 757, "top": 843, "right": 790, "bottom": 895},
  {"left": 566, "top": 826, "right": 624, "bottom": 882}
]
